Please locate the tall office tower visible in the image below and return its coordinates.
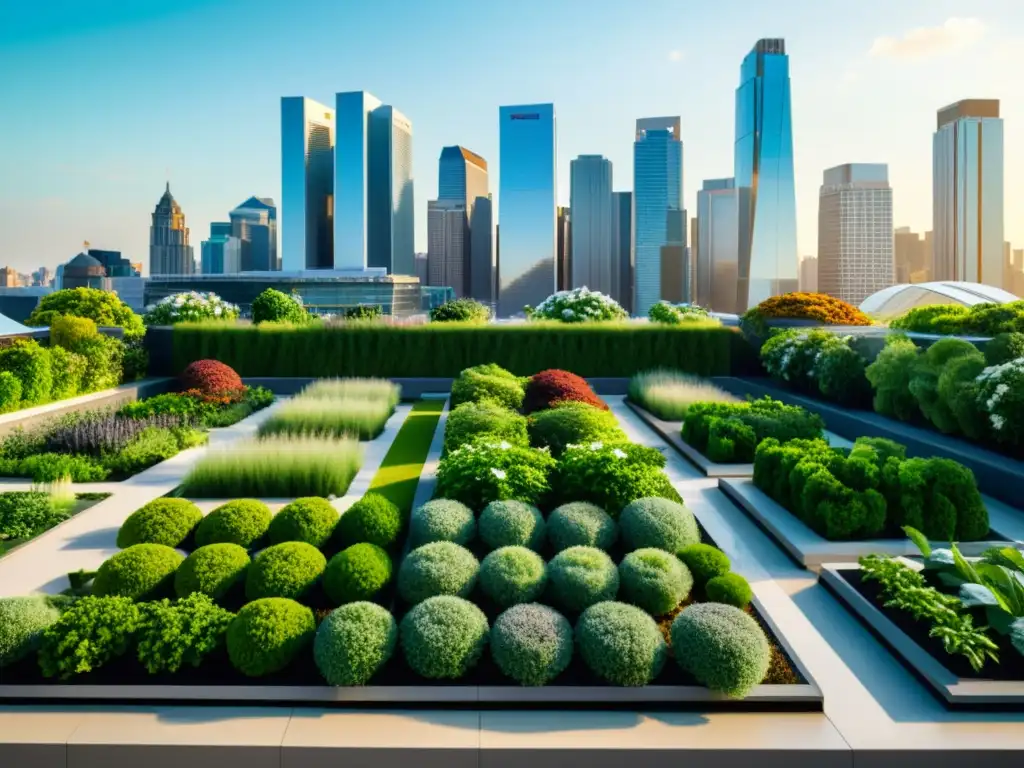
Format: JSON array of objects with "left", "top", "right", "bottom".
[
  {"left": 894, "top": 227, "right": 931, "bottom": 283},
  {"left": 556, "top": 207, "right": 572, "bottom": 290},
  {"left": 689, "top": 217, "right": 699, "bottom": 303},
  {"left": 1012, "top": 248, "right": 1024, "bottom": 296},
  {"left": 200, "top": 220, "right": 241, "bottom": 275},
  {"left": 633, "top": 117, "right": 684, "bottom": 316},
  {"left": 414, "top": 252, "right": 429, "bottom": 285},
  {"left": 281, "top": 97, "right": 335, "bottom": 271},
  {"left": 799, "top": 256, "right": 818, "bottom": 292},
  {"left": 470, "top": 195, "right": 495, "bottom": 304},
  {"left": 427, "top": 200, "right": 467, "bottom": 295},
  {"left": 612, "top": 191, "right": 632, "bottom": 312},
  {"left": 569, "top": 155, "right": 614, "bottom": 295},
  {"left": 696, "top": 178, "right": 738, "bottom": 312},
  {"left": 933, "top": 100, "right": 1004, "bottom": 287},
  {"left": 229, "top": 197, "right": 278, "bottom": 271},
  {"left": 498, "top": 104, "right": 557, "bottom": 316},
  {"left": 150, "top": 183, "right": 195, "bottom": 275},
  {"left": 734, "top": 38, "right": 798, "bottom": 311},
  {"left": 817, "top": 164, "right": 894, "bottom": 305},
  {"left": 437, "top": 146, "right": 489, "bottom": 295}
]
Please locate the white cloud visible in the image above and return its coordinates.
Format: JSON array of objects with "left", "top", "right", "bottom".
[
  {"left": 668, "top": 50, "right": 683, "bottom": 62},
  {"left": 869, "top": 17, "right": 985, "bottom": 59}
]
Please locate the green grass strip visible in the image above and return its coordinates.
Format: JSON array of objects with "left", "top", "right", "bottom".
[{"left": 368, "top": 400, "right": 444, "bottom": 515}]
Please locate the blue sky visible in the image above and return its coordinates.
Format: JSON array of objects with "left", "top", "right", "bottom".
[{"left": 0, "top": 0, "right": 1021, "bottom": 273}]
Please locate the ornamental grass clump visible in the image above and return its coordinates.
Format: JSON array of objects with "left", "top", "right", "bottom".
[
  {"left": 619, "top": 497, "right": 700, "bottom": 553},
  {"left": 92, "top": 544, "right": 184, "bottom": 600},
  {"left": 627, "top": 369, "right": 738, "bottom": 422},
  {"left": 554, "top": 441, "right": 680, "bottom": 516},
  {"left": 670, "top": 603, "right": 770, "bottom": 698},
  {"left": 135, "top": 593, "right": 234, "bottom": 674},
  {"left": 408, "top": 499, "right": 476, "bottom": 547},
  {"left": 314, "top": 602, "right": 397, "bottom": 686},
  {"left": 478, "top": 500, "right": 545, "bottom": 551},
  {"left": 180, "top": 435, "right": 363, "bottom": 498},
  {"left": 522, "top": 369, "right": 608, "bottom": 414},
  {"left": 397, "top": 541, "right": 480, "bottom": 605},
  {"left": 400, "top": 595, "right": 489, "bottom": 679},
  {"left": 38, "top": 596, "right": 142, "bottom": 679},
  {"left": 259, "top": 398, "right": 395, "bottom": 441},
  {"left": 267, "top": 497, "right": 339, "bottom": 548},
  {"left": 491, "top": 603, "right": 573, "bottom": 686},
  {"left": 618, "top": 548, "right": 693, "bottom": 616},
  {"left": 335, "top": 492, "right": 402, "bottom": 548},
  {"left": 174, "top": 543, "right": 251, "bottom": 601},
  {"left": 323, "top": 543, "right": 393, "bottom": 605},
  {"left": 546, "top": 502, "right": 618, "bottom": 552},
  {"left": 479, "top": 546, "right": 547, "bottom": 608},
  {"left": 298, "top": 378, "right": 401, "bottom": 409},
  {"left": 0, "top": 595, "right": 67, "bottom": 667},
  {"left": 194, "top": 499, "right": 272, "bottom": 548},
  {"left": 434, "top": 440, "right": 555, "bottom": 510},
  {"left": 526, "top": 287, "right": 627, "bottom": 324},
  {"left": 245, "top": 542, "right": 326, "bottom": 601},
  {"left": 546, "top": 546, "right": 619, "bottom": 613},
  {"left": 226, "top": 597, "right": 315, "bottom": 677},
  {"left": 576, "top": 601, "right": 667, "bottom": 686},
  {"left": 527, "top": 401, "right": 625, "bottom": 456},
  {"left": 116, "top": 498, "right": 203, "bottom": 549},
  {"left": 443, "top": 401, "right": 529, "bottom": 455}
]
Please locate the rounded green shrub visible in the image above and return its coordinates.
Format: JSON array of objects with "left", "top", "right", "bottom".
[
  {"left": 479, "top": 546, "right": 547, "bottom": 608},
  {"left": 527, "top": 401, "right": 626, "bottom": 456},
  {"left": 0, "top": 595, "right": 65, "bottom": 667},
  {"left": 619, "top": 497, "right": 700, "bottom": 553},
  {"left": 400, "top": 595, "right": 489, "bottom": 679},
  {"left": 116, "top": 498, "right": 202, "bottom": 549},
  {"left": 136, "top": 593, "right": 234, "bottom": 674},
  {"left": 985, "top": 332, "right": 1024, "bottom": 366},
  {"left": 450, "top": 370, "right": 525, "bottom": 410},
  {"left": 93, "top": 543, "right": 184, "bottom": 600},
  {"left": 324, "top": 543, "right": 393, "bottom": 605},
  {"left": 546, "top": 546, "right": 619, "bottom": 613},
  {"left": 670, "top": 602, "right": 770, "bottom": 698},
  {"left": 677, "top": 543, "right": 731, "bottom": 587},
  {"left": 576, "top": 601, "right": 667, "bottom": 686},
  {"left": 174, "top": 543, "right": 251, "bottom": 601},
  {"left": 245, "top": 541, "right": 326, "bottom": 601},
  {"left": 491, "top": 603, "right": 573, "bottom": 686},
  {"left": 335, "top": 492, "right": 402, "bottom": 548},
  {"left": 397, "top": 541, "right": 479, "bottom": 605},
  {"left": 195, "top": 499, "right": 272, "bottom": 548},
  {"left": 37, "top": 595, "right": 141, "bottom": 679},
  {"left": 314, "top": 602, "right": 397, "bottom": 686},
  {"left": 705, "top": 573, "right": 753, "bottom": 609},
  {"left": 547, "top": 502, "right": 618, "bottom": 552},
  {"left": 443, "top": 401, "right": 529, "bottom": 454},
  {"left": 267, "top": 497, "right": 338, "bottom": 548},
  {"left": 408, "top": 499, "right": 476, "bottom": 547},
  {"left": 478, "top": 500, "right": 545, "bottom": 551},
  {"left": 618, "top": 548, "right": 693, "bottom": 616},
  {"left": 0, "top": 370, "right": 22, "bottom": 412},
  {"left": 226, "top": 597, "right": 315, "bottom": 677}
]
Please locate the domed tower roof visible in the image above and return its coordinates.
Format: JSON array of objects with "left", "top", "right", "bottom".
[{"left": 67, "top": 252, "right": 103, "bottom": 269}]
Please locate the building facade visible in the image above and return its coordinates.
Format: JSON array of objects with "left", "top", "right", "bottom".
[
  {"left": 556, "top": 206, "right": 572, "bottom": 291},
  {"left": 612, "top": 191, "right": 632, "bottom": 313},
  {"left": 695, "top": 177, "right": 738, "bottom": 312},
  {"left": 932, "top": 99, "right": 1004, "bottom": 287},
  {"left": 281, "top": 97, "right": 335, "bottom": 271},
  {"left": 469, "top": 195, "right": 494, "bottom": 305},
  {"left": 894, "top": 227, "right": 931, "bottom": 283},
  {"left": 200, "top": 221, "right": 242, "bottom": 275},
  {"left": 149, "top": 183, "right": 195, "bottom": 275},
  {"left": 817, "top": 163, "right": 894, "bottom": 305},
  {"left": 569, "top": 155, "right": 614, "bottom": 295},
  {"left": 633, "top": 117, "right": 684, "bottom": 316},
  {"left": 734, "top": 38, "right": 798, "bottom": 311},
  {"left": 799, "top": 256, "right": 818, "bottom": 293},
  {"left": 229, "top": 197, "right": 278, "bottom": 271},
  {"left": 435, "top": 146, "right": 489, "bottom": 297},
  {"left": 497, "top": 104, "right": 557, "bottom": 316},
  {"left": 427, "top": 200, "right": 467, "bottom": 296}
]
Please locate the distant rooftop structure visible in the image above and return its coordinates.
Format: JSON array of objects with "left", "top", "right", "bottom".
[{"left": 860, "top": 281, "right": 1020, "bottom": 318}]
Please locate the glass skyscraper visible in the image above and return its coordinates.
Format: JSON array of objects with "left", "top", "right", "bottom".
[
  {"left": 281, "top": 97, "right": 335, "bottom": 271},
  {"left": 612, "top": 191, "right": 632, "bottom": 312},
  {"left": 434, "top": 146, "right": 490, "bottom": 297},
  {"left": 569, "top": 155, "right": 614, "bottom": 295},
  {"left": 633, "top": 117, "right": 683, "bottom": 317},
  {"left": 229, "top": 197, "right": 278, "bottom": 271},
  {"left": 696, "top": 178, "right": 738, "bottom": 312},
  {"left": 498, "top": 104, "right": 556, "bottom": 317},
  {"left": 734, "top": 38, "right": 798, "bottom": 312}
]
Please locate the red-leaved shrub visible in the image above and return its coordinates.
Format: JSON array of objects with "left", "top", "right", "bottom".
[
  {"left": 180, "top": 360, "right": 244, "bottom": 399},
  {"left": 522, "top": 370, "right": 607, "bottom": 414}
]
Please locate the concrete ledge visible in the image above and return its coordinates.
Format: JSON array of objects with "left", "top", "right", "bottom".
[{"left": 820, "top": 562, "right": 1024, "bottom": 709}]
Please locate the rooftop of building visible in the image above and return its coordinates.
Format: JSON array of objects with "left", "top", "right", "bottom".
[
  {"left": 936, "top": 99, "right": 1000, "bottom": 129},
  {"left": 146, "top": 269, "right": 420, "bottom": 284}
]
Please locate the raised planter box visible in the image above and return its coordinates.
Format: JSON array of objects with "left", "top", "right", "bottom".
[
  {"left": 820, "top": 561, "right": 1024, "bottom": 709},
  {"left": 720, "top": 478, "right": 1024, "bottom": 569}
]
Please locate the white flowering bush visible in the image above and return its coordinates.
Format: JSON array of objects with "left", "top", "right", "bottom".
[
  {"left": 434, "top": 439, "right": 556, "bottom": 510},
  {"left": 553, "top": 441, "right": 680, "bottom": 517},
  {"left": 144, "top": 292, "right": 239, "bottom": 326},
  {"left": 526, "top": 287, "right": 627, "bottom": 323},
  {"left": 648, "top": 302, "right": 713, "bottom": 325},
  {"left": 760, "top": 329, "right": 871, "bottom": 405},
  {"left": 974, "top": 358, "right": 1024, "bottom": 449}
]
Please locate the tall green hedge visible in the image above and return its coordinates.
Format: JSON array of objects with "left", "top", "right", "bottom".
[{"left": 172, "top": 322, "right": 751, "bottom": 378}]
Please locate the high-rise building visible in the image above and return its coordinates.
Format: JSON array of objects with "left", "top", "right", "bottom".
[
  {"left": 894, "top": 227, "right": 931, "bottom": 283},
  {"left": 933, "top": 99, "right": 1004, "bottom": 287},
  {"left": 435, "top": 146, "right": 489, "bottom": 296},
  {"left": 498, "top": 104, "right": 557, "bottom": 316},
  {"left": 427, "top": 200, "right": 467, "bottom": 295},
  {"left": 414, "top": 252, "right": 429, "bottom": 285},
  {"left": 569, "top": 155, "right": 614, "bottom": 295},
  {"left": 31, "top": 267, "right": 53, "bottom": 287},
  {"left": 0, "top": 267, "right": 20, "bottom": 288},
  {"left": 734, "top": 38, "right": 798, "bottom": 311},
  {"left": 87, "top": 249, "right": 136, "bottom": 277},
  {"left": 696, "top": 178, "right": 738, "bottom": 312},
  {"left": 1010, "top": 248, "right": 1024, "bottom": 296},
  {"left": 229, "top": 197, "right": 278, "bottom": 271},
  {"left": 150, "top": 183, "right": 195, "bottom": 275},
  {"left": 201, "top": 221, "right": 242, "bottom": 275},
  {"left": 633, "top": 117, "right": 684, "bottom": 316},
  {"left": 470, "top": 195, "right": 494, "bottom": 305},
  {"left": 281, "top": 97, "right": 335, "bottom": 271},
  {"left": 799, "top": 256, "right": 818, "bottom": 293},
  {"left": 556, "top": 207, "right": 572, "bottom": 291},
  {"left": 612, "top": 191, "right": 632, "bottom": 312},
  {"left": 817, "top": 163, "right": 894, "bottom": 305}
]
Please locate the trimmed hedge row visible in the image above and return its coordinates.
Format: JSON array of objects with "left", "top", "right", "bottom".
[{"left": 171, "top": 323, "right": 752, "bottom": 378}]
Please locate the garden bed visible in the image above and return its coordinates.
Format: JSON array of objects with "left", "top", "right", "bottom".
[
  {"left": 0, "top": 492, "right": 110, "bottom": 558},
  {"left": 820, "top": 561, "right": 1024, "bottom": 709}
]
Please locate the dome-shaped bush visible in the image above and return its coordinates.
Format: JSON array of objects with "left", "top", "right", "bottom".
[
  {"left": 547, "top": 502, "right": 617, "bottom": 552},
  {"left": 174, "top": 543, "right": 251, "bottom": 601},
  {"left": 0, "top": 595, "right": 66, "bottom": 667},
  {"left": 314, "top": 602, "right": 397, "bottom": 686},
  {"left": 245, "top": 542, "right": 326, "bottom": 601},
  {"left": 408, "top": 499, "right": 476, "bottom": 547},
  {"left": 677, "top": 543, "right": 731, "bottom": 586},
  {"left": 226, "top": 597, "right": 315, "bottom": 677},
  {"left": 491, "top": 603, "right": 573, "bottom": 686},
  {"left": 335, "top": 492, "right": 402, "bottom": 548},
  {"left": 181, "top": 359, "right": 245, "bottom": 398},
  {"left": 546, "top": 546, "right": 619, "bottom": 613},
  {"left": 618, "top": 548, "right": 693, "bottom": 616},
  {"left": 323, "top": 543, "right": 392, "bottom": 605},
  {"left": 400, "top": 595, "right": 489, "bottom": 679},
  {"left": 267, "top": 497, "right": 338, "bottom": 548},
  {"left": 116, "top": 498, "right": 202, "bottom": 549},
  {"left": 479, "top": 546, "right": 547, "bottom": 608},
  {"left": 397, "top": 541, "right": 479, "bottom": 605},
  {"left": 522, "top": 370, "right": 608, "bottom": 414},
  {"left": 195, "top": 499, "right": 272, "bottom": 548},
  {"left": 478, "top": 500, "right": 545, "bottom": 551},
  {"left": 619, "top": 497, "right": 700, "bottom": 553},
  {"left": 576, "top": 601, "right": 667, "bottom": 686},
  {"left": 670, "top": 603, "right": 770, "bottom": 698},
  {"left": 705, "top": 573, "right": 753, "bottom": 609},
  {"left": 92, "top": 544, "right": 184, "bottom": 600}
]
